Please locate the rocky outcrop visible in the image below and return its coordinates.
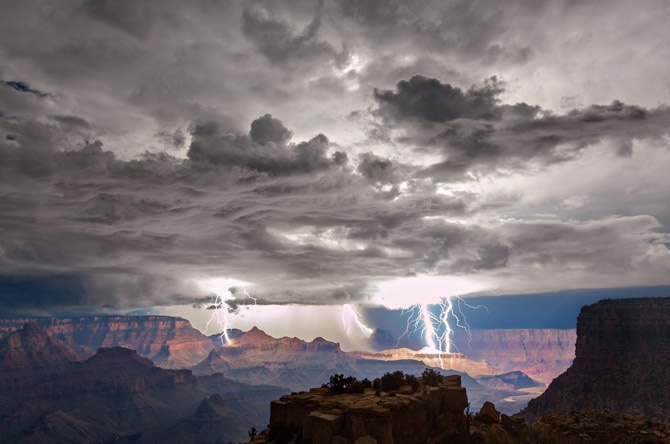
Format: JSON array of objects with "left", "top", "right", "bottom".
[
  {"left": 251, "top": 375, "right": 468, "bottom": 444},
  {"left": 0, "top": 316, "right": 213, "bottom": 368},
  {"left": 525, "top": 297, "right": 670, "bottom": 421}
]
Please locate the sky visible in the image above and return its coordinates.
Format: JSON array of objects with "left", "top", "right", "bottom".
[{"left": 1, "top": 0, "right": 670, "bottom": 346}]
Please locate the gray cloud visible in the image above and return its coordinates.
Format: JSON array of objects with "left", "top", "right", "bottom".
[
  {"left": 250, "top": 114, "right": 293, "bottom": 146},
  {"left": 1, "top": 0, "right": 670, "bottom": 315},
  {"left": 186, "top": 116, "right": 337, "bottom": 175},
  {"left": 242, "top": 4, "right": 349, "bottom": 68},
  {"left": 371, "top": 75, "right": 670, "bottom": 180},
  {"left": 374, "top": 75, "right": 508, "bottom": 123}
]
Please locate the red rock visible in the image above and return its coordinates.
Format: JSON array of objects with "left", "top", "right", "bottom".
[
  {"left": 525, "top": 298, "right": 670, "bottom": 421},
  {"left": 0, "top": 316, "right": 213, "bottom": 368}
]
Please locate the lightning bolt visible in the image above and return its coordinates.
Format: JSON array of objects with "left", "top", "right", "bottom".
[
  {"left": 342, "top": 304, "right": 374, "bottom": 337},
  {"left": 199, "top": 278, "right": 256, "bottom": 346},
  {"left": 399, "top": 296, "right": 488, "bottom": 368},
  {"left": 204, "top": 293, "right": 233, "bottom": 345}
]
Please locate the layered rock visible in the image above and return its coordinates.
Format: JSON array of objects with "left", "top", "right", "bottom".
[
  {"left": 368, "top": 327, "right": 577, "bottom": 385},
  {"left": 525, "top": 297, "right": 670, "bottom": 421},
  {"left": 0, "top": 324, "right": 289, "bottom": 444},
  {"left": 349, "top": 348, "right": 497, "bottom": 377},
  {"left": 251, "top": 375, "right": 468, "bottom": 444},
  {"left": 451, "top": 328, "right": 577, "bottom": 384},
  {"left": 0, "top": 316, "right": 213, "bottom": 368},
  {"left": 0, "top": 322, "right": 77, "bottom": 393}
]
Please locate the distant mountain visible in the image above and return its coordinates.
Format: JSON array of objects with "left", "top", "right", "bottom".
[
  {"left": 475, "top": 371, "right": 543, "bottom": 391},
  {"left": 525, "top": 298, "right": 670, "bottom": 421},
  {"left": 0, "top": 316, "right": 214, "bottom": 368},
  {"left": 368, "top": 327, "right": 577, "bottom": 385},
  {"left": 452, "top": 328, "right": 577, "bottom": 385},
  {"left": 349, "top": 347, "right": 498, "bottom": 376},
  {"left": 191, "top": 326, "right": 533, "bottom": 412},
  {"left": 0, "top": 323, "right": 288, "bottom": 444}
]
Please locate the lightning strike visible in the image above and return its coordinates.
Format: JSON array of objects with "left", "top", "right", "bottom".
[
  {"left": 204, "top": 293, "right": 233, "bottom": 345},
  {"left": 198, "top": 278, "right": 254, "bottom": 346},
  {"left": 399, "top": 295, "right": 488, "bottom": 368},
  {"left": 342, "top": 304, "right": 374, "bottom": 337}
]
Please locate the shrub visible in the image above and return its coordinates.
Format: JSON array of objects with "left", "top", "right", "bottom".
[
  {"left": 405, "top": 374, "right": 420, "bottom": 391},
  {"left": 372, "top": 378, "right": 380, "bottom": 390},
  {"left": 325, "top": 373, "right": 366, "bottom": 394},
  {"left": 422, "top": 368, "right": 444, "bottom": 386},
  {"left": 380, "top": 370, "right": 406, "bottom": 391}
]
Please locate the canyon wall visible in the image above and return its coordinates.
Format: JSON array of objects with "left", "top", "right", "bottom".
[
  {"left": 525, "top": 298, "right": 670, "bottom": 421},
  {"left": 0, "top": 316, "right": 213, "bottom": 368},
  {"left": 452, "top": 329, "right": 577, "bottom": 384}
]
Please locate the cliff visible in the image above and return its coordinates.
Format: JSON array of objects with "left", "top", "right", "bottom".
[
  {"left": 525, "top": 297, "right": 670, "bottom": 421},
  {"left": 451, "top": 329, "right": 577, "bottom": 384},
  {"left": 0, "top": 316, "right": 213, "bottom": 368},
  {"left": 251, "top": 375, "right": 468, "bottom": 444}
]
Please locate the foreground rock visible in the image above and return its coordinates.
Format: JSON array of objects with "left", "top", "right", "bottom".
[
  {"left": 250, "top": 375, "right": 468, "bottom": 444},
  {"left": 525, "top": 297, "right": 670, "bottom": 421}
]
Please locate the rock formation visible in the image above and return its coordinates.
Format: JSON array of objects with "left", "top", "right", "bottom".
[
  {"left": 525, "top": 297, "right": 670, "bottom": 421},
  {"left": 348, "top": 348, "right": 498, "bottom": 377},
  {"left": 451, "top": 328, "right": 577, "bottom": 384},
  {"left": 251, "top": 375, "right": 469, "bottom": 444},
  {"left": 368, "top": 327, "right": 577, "bottom": 385},
  {"left": 0, "top": 322, "right": 77, "bottom": 392},
  {"left": 0, "top": 315, "right": 213, "bottom": 368},
  {"left": 0, "top": 323, "right": 288, "bottom": 444}
]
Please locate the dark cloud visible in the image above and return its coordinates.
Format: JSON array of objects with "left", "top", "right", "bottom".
[
  {"left": 49, "top": 115, "right": 93, "bottom": 129},
  {"left": 187, "top": 116, "right": 337, "bottom": 175},
  {"left": 374, "top": 75, "right": 506, "bottom": 122},
  {"left": 250, "top": 114, "right": 293, "bottom": 146},
  {"left": 0, "top": 80, "right": 49, "bottom": 98},
  {"left": 372, "top": 75, "right": 670, "bottom": 179},
  {"left": 357, "top": 152, "right": 397, "bottom": 184}
]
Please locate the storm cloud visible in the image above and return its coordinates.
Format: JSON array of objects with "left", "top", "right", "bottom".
[{"left": 1, "top": 0, "right": 670, "bottom": 315}]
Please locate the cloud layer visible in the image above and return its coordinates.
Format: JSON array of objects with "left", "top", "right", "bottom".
[{"left": 1, "top": 0, "right": 669, "bottom": 313}]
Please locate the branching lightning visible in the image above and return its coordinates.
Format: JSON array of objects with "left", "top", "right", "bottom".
[
  {"left": 399, "top": 296, "right": 488, "bottom": 366},
  {"left": 204, "top": 293, "right": 233, "bottom": 345},
  {"left": 200, "top": 279, "right": 257, "bottom": 346}
]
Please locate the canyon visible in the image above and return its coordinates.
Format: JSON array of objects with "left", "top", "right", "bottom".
[
  {"left": 0, "top": 323, "right": 288, "bottom": 443},
  {"left": 0, "top": 316, "right": 578, "bottom": 415}
]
